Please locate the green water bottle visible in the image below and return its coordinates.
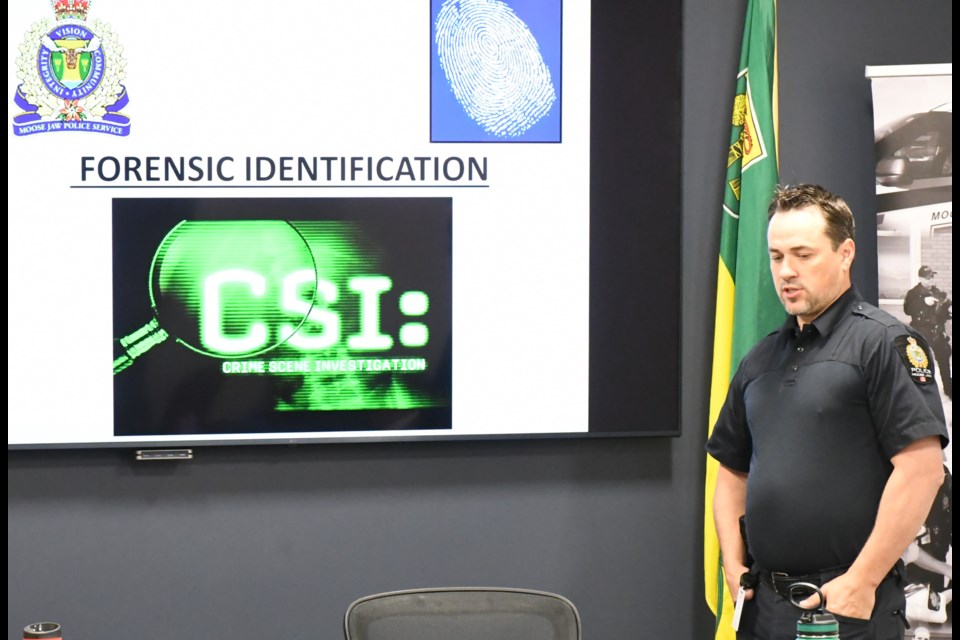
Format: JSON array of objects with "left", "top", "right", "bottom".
[{"left": 789, "top": 582, "right": 839, "bottom": 640}]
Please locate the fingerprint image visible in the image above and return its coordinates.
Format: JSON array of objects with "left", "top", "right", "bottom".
[{"left": 435, "top": 0, "right": 557, "bottom": 138}]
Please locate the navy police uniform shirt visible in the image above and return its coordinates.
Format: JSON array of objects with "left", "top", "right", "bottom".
[{"left": 706, "top": 287, "right": 947, "bottom": 574}]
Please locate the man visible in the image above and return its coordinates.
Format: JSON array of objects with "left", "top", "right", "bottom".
[
  {"left": 707, "top": 184, "right": 948, "bottom": 639},
  {"left": 903, "top": 265, "right": 952, "bottom": 400}
]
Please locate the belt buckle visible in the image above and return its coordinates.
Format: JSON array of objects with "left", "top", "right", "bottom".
[{"left": 771, "top": 571, "right": 792, "bottom": 596}]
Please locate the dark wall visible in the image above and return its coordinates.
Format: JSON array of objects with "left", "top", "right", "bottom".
[
  {"left": 7, "top": 2, "right": 951, "bottom": 639},
  {"left": 777, "top": 1, "right": 953, "bottom": 302}
]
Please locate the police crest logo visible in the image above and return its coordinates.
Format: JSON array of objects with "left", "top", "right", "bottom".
[
  {"left": 905, "top": 336, "right": 930, "bottom": 370},
  {"left": 12, "top": 0, "right": 130, "bottom": 137},
  {"left": 895, "top": 335, "right": 934, "bottom": 384}
]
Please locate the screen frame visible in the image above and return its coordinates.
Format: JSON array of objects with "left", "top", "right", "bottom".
[{"left": 7, "top": 1, "right": 683, "bottom": 450}]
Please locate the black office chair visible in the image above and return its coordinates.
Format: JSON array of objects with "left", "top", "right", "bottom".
[{"left": 343, "top": 587, "right": 582, "bottom": 640}]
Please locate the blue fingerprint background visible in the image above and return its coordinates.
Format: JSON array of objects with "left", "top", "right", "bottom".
[{"left": 431, "top": 0, "right": 561, "bottom": 142}]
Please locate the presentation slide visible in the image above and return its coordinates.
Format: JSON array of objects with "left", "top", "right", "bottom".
[{"left": 8, "top": 0, "right": 681, "bottom": 447}]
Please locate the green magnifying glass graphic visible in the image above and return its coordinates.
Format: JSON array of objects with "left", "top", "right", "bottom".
[{"left": 113, "top": 220, "right": 318, "bottom": 375}]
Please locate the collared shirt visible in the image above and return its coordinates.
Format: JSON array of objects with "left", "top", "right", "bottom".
[{"left": 706, "top": 288, "right": 947, "bottom": 573}]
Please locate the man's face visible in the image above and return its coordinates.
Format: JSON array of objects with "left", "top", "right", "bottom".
[{"left": 767, "top": 206, "right": 855, "bottom": 327}]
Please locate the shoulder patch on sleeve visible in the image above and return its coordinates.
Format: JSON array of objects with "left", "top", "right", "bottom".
[{"left": 894, "top": 334, "right": 935, "bottom": 384}]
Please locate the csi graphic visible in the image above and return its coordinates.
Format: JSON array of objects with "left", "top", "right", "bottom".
[
  {"left": 113, "top": 199, "right": 452, "bottom": 436},
  {"left": 114, "top": 221, "right": 431, "bottom": 370}
]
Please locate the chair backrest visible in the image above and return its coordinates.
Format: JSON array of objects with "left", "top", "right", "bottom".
[{"left": 343, "top": 587, "right": 581, "bottom": 640}]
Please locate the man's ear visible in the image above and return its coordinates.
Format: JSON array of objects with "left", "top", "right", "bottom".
[{"left": 840, "top": 238, "right": 855, "bottom": 272}]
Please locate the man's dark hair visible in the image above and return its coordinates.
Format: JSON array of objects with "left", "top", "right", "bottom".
[{"left": 767, "top": 183, "right": 855, "bottom": 249}]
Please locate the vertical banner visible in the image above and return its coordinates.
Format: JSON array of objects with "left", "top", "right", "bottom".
[
  {"left": 868, "top": 63, "right": 953, "bottom": 640},
  {"left": 704, "top": 1, "right": 783, "bottom": 637}
]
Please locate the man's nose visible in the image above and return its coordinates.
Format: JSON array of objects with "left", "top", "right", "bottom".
[{"left": 779, "top": 257, "right": 797, "bottom": 278}]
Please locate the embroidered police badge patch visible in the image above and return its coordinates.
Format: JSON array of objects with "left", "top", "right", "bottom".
[{"left": 895, "top": 335, "right": 934, "bottom": 384}]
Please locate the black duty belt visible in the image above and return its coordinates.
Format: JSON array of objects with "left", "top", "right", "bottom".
[{"left": 757, "top": 566, "right": 851, "bottom": 598}]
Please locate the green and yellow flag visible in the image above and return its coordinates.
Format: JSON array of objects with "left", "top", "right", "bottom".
[{"left": 703, "top": 0, "right": 784, "bottom": 637}]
